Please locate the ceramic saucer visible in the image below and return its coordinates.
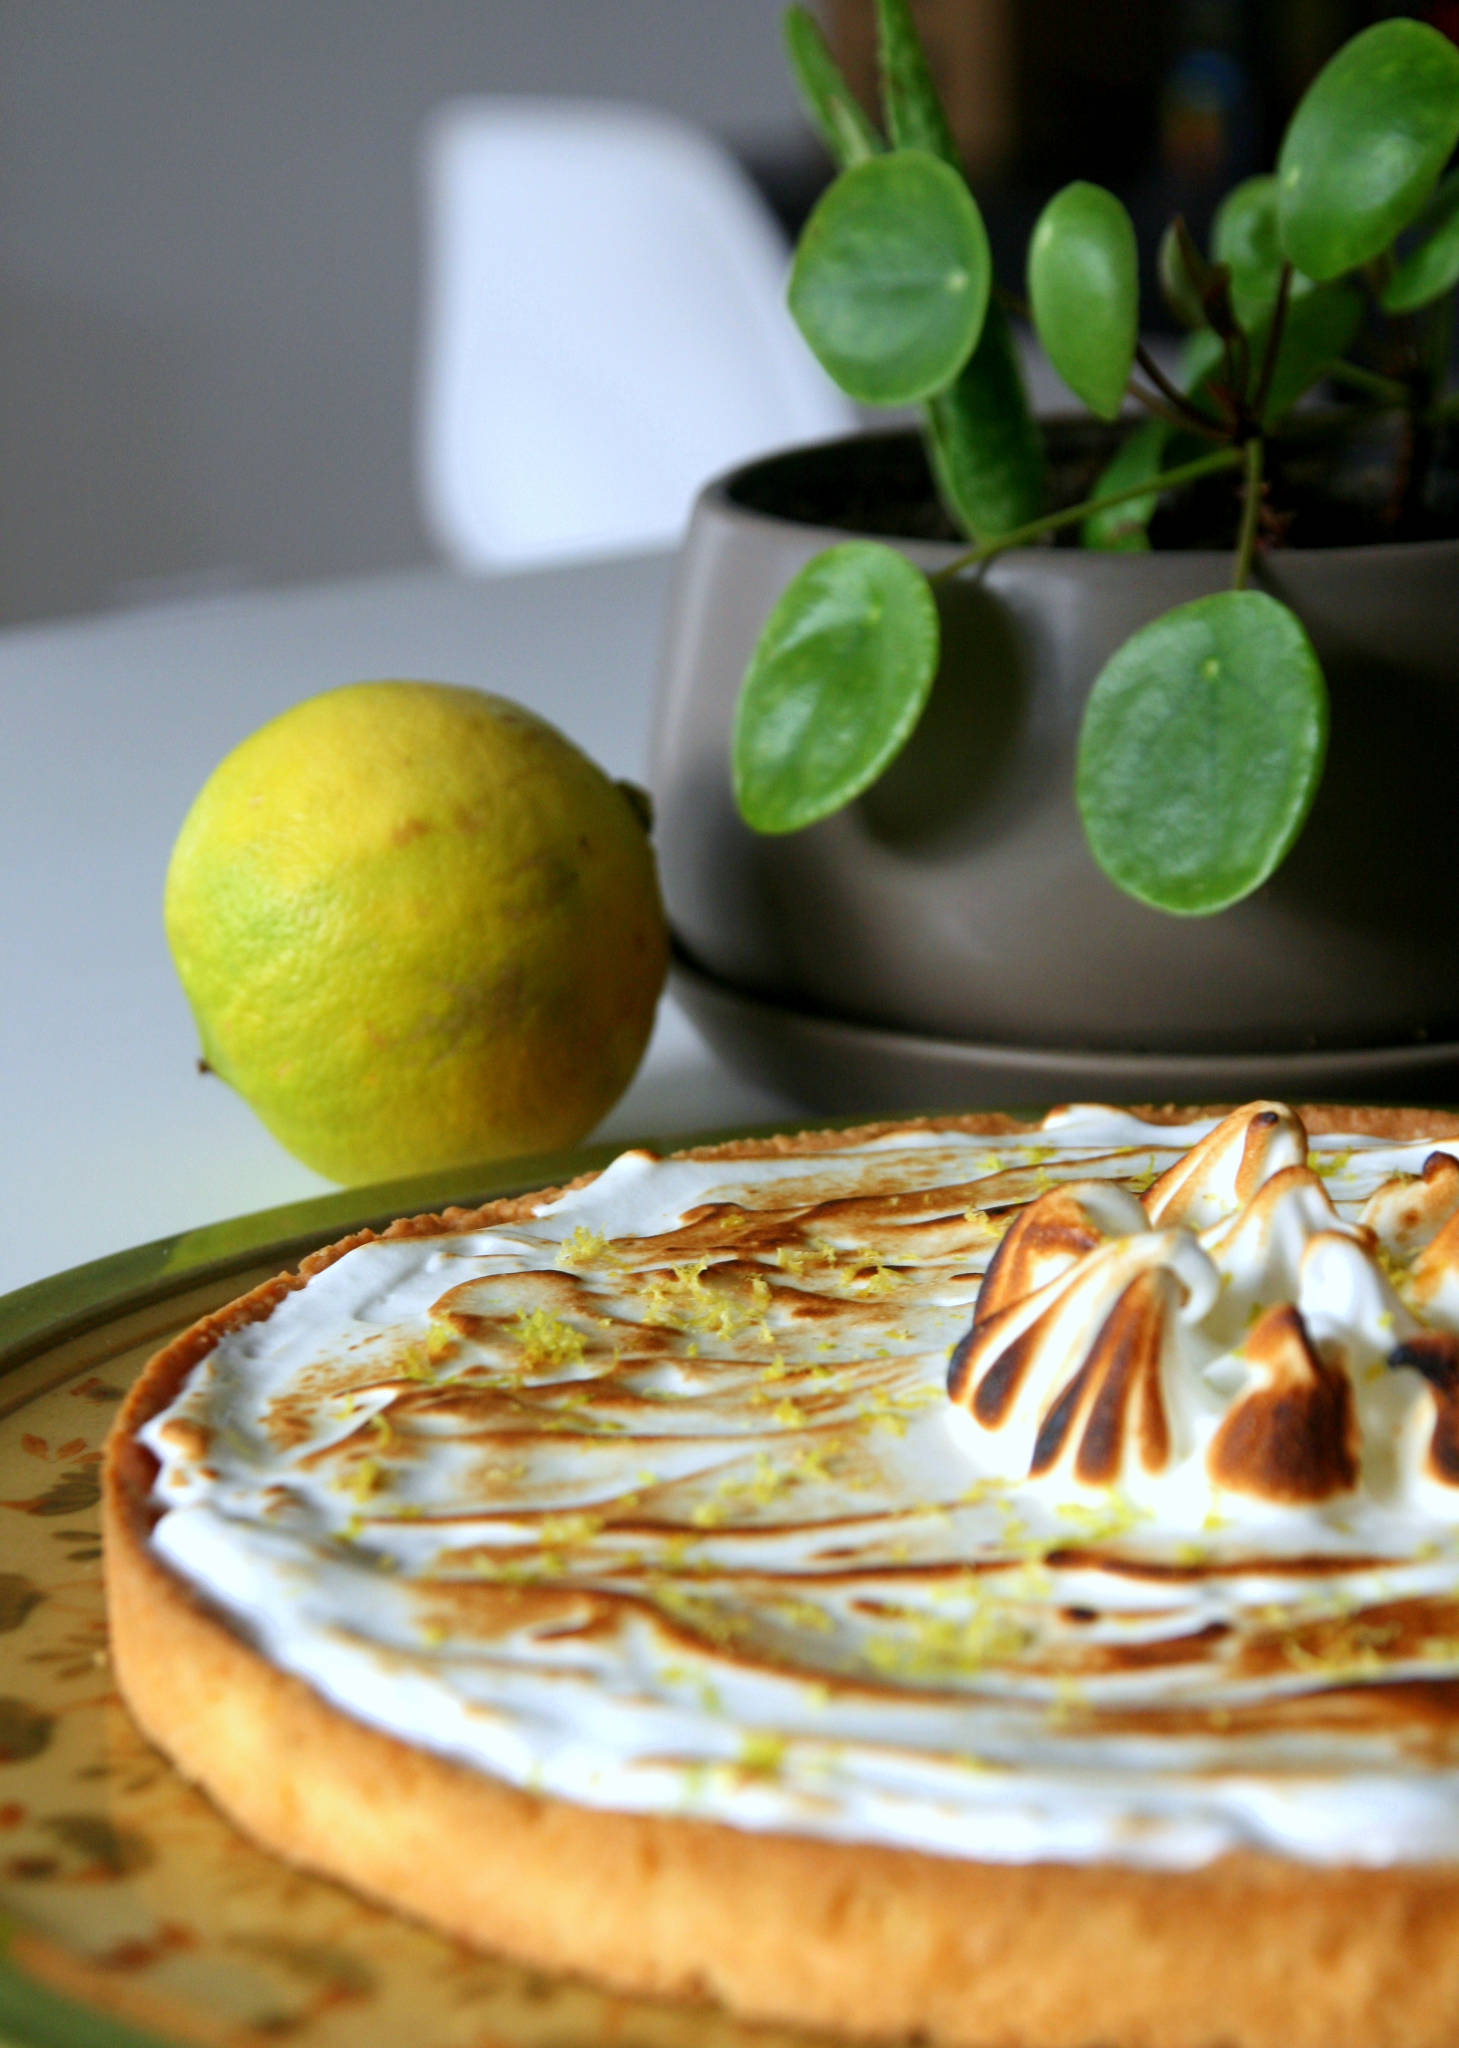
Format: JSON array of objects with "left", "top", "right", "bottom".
[{"left": 670, "top": 946, "right": 1459, "bottom": 1114}]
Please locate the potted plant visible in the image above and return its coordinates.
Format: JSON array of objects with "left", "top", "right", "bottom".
[{"left": 650, "top": 3, "right": 1459, "bottom": 1095}]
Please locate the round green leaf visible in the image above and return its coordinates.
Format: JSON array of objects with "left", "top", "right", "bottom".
[
  {"left": 1212, "top": 175, "right": 1284, "bottom": 328},
  {"left": 1081, "top": 419, "right": 1170, "bottom": 553},
  {"left": 1028, "top": 182, "right": 1139, "bottom": 420},
  {"left": 1177, "top": 326, "right": 1226, "bottom": 420},
  {"left": 1156, "top": 220, "right": 1205, "bottom": 328},
  {"left": 925, "top": 300, "right": 1044, "bottom": 543},
  {"left": 1251, "top": 277, "right": 1362, "bottom": 425},
  {"left": 1383, "top": 167, "right": 1459, "bottom": 312},
  {"left": 788, "top": 151, "right": 990, "bottom": 406},
  {"left": 1277, "top": 18, "right": 1459, "bottom": 281},
  {"left": 1075, "top": 591, "right": 1328, "bottom": 915},
  {"left": 733, "top": 542, "right": 939, "bottom": 835}
]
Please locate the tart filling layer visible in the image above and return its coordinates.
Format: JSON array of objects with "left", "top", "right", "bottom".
[{"left": 140, "top": 1106, "right": 1459, "bottom": 1870}]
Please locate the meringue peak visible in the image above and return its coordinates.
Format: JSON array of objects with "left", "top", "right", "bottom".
[
  {"left": 973, "top": 1180, "right": 1149, "bottom": 1328},
  {"left": 1387, "top": 1330, "right": 1459, "bottom": 1487},
  {"left": 1146, "top": 1102, "right": 1307, "bottom": 1231},
  {"left": 1207, "top": 1304, "right": 1358, "bottom": 1504},
  {"left": 1360, "top": 1149, "right": 1459, "bottom": 1261},
  {"left": 946, "top": 1103, "right": 1459, "bottom": 1519},
  {"left": 1028, "top": 1264, "right": 1176, "bottom": 1485}
]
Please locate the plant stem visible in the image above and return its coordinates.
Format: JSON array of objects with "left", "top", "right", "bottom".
[
  {"left": 1249, "top": 263, "right": 1293, "bottom": 424},
  {"left": 1232, "top": 436, "right": 1265, "bottom": 590},
  {"left": 931, "top": 446, "right": 1243, "bottom": 580},
  {"left": 1325, "top": 359, "right": 1411, "bottom": 406},
  {"left": 1128, "top": 383, "right": 1228, "bottom": 440},
  {"left": 1232, "top": 325, "right": 1253, "bottom": 414},
  {"left": 1218, "top": 333, "right": 1241, "bottom": 422},
  {"left": 1133, "top": 342, "right": 1219, "bottom": 431}
]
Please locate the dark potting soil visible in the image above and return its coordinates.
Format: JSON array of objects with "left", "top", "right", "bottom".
[{"left": 726, "top": 416, "right": 1459, "bottom": 554}]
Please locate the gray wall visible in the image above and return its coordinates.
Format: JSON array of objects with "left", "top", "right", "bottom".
[{"left": 0, "top": 2, "right": 805, "bottom": 623}]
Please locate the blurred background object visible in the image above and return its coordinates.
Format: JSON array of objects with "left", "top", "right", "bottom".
[
  {"left": 417, "top": 98, "right": 852, "bottom": 571},
  {"left": 0, "top": 0, "right": 805, "bottom": 624},
  {"left": 827, "top": 0, "right": 1017, "bottom": 179},
  {"left": 0, "top": 0, "right": 1446, "bottom": 626}
]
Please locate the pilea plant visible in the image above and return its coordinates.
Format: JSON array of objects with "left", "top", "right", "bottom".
[{"left": 732, "top": 3, "right": 1459, "bottom": 914}]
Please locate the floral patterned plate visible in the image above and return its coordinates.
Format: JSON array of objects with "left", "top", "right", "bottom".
[{"left": 0, "top": 1142, "right": 818, "bottom": 2048}]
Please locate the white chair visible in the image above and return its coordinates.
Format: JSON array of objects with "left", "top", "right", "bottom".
[{"left": 416, "top": 97, "right": 857, "bottom": 572}]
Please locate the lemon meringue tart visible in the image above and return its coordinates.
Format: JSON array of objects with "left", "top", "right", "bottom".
[{"left": 104, "top": 1103, "right": 1459, "bottom": 2048}]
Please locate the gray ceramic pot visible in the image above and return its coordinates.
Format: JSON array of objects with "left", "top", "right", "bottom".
[{"left": 650, "top": 428, "right": 1459, "bottom": 1058}]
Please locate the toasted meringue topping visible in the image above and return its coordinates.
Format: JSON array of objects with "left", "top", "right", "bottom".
[
  {"left": 1361, "top": 1149, "right": 1459, "bottom": 1259},
  {"left": 1206, "top": 1304, "right": 1358, "bottom": 1503},
  {"left": 1145, "top": 1101, "right": 1307, "bottom": 1229},
  {"left": 972, "top": 1180, "right": 1152, "bottom": 1325},
  {"left": 139, "top": 1104, "right": 1459, "bottom": 1874},
  {"left": 949, "top": 1214, "right": 1216, "bottom": 1490},
  {"left": 947, "top": 1104, "right": 1459, "bottom": 1522},
  {"left": 1387, "top": 1333, "right": 1459, "bottom": 1486}
]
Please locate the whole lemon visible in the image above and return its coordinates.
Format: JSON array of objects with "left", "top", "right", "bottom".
[{"left": 165, "top": 680, "right": 669, "bottom": 1184}]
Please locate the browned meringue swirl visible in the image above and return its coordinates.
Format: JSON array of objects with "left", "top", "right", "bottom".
[
  {"left": 1206, "top": 1303, "right": 1358, "bottom": 1503},
  {"left": 947, "top": 1104, "right": 1459, "bottom": 1512}
]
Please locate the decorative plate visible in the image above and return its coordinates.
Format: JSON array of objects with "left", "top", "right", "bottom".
[{"left": 0, "top": 1143, "right": 820, "bottom": 2048}]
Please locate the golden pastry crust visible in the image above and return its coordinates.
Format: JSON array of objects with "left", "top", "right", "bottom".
[{"left": 103, "top": 1108, "right": 1459, "bottom": 2048}]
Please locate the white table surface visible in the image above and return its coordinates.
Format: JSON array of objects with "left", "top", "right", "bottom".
[{"left": 0, "top": 555, "right": 800, "bottom": 1302}]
